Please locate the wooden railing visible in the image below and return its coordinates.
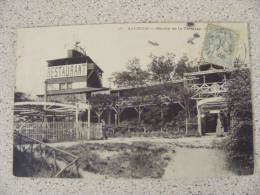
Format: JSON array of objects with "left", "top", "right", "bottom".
[
  {"left": 190, "top": 82, "right": 227, "bottom": 99},
  {"left": 190, "top": 82, "right": 227, "bottom": 94},
  {"left": 14, "top": 132, "right": 80, "bottom": 178}
]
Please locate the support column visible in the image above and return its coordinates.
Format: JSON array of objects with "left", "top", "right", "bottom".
[
  {"left": 216, "top": 112, "right": 224, "bottom": 137},
  {"left": 160, "top": 105, "right": 164, "bottom": 119},
  {"left": 118, "top": 112, "right": 121, "bottom": 126},
  {"left": 44, "top": 81, "right": 47, "bottom": 110},
  {"left": 87, "top": 105, "right": 91, "bottom": 140},
  {"left": 75, "top": 105, "right": 79, "bottom": 139},
  {"left": 114, "top": 113, "right": 117, "bottom": 126},
  {"left": 108, "top": 109, "right": 111, "bottom": 125},
  {"left": 134, "top": 106, "right": 143, "bottom": 124},
  {"left": 197, "top": 102, "right": 202, "bottom": 136}
]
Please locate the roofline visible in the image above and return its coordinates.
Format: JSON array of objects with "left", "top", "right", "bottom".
[
  {"left": 37, "top": 87, "right": 109, "bottom": 96},
  {"left": 111, "top": 80, "right": 184, "bottom": 92}
]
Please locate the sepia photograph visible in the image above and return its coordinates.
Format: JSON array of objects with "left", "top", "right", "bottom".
[{"left": 13, "top": 22, "right": 254, "bottom": 179}]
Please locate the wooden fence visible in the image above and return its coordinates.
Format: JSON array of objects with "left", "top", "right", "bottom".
[
  {"left": 15, "top": 121, "right": 103, "bottom": 142},
  {"left": 14, "top": 132, "right": 80, "bottom": 178}
]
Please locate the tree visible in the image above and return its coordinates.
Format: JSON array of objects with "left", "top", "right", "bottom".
[
  {"left": 175, "top": 55, "right": 195, "bottom": 78},
  {"left": 112, "top": 58, "right": 150, "bottom": 88},
  {"left": 225, "top": 68, "right": 253, "bottom": 175},
  {"left": 89, "top": 94, "right": 115, "bottom": 123},
  {"left": 112, "top": 71, "right": 133, "bottom": 87},
  {"left": 148, "top": 53, "right": 175, "bottom": 83},
  {"left": 15, "top": 91, "right": 33, "bottom": 102}
]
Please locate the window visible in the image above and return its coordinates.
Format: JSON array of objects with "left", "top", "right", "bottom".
[
  {"left": 72, "top": 81, "right": 86, "bottom": 89},
  {"left": 67, "top": 82, "right": 72, "bottom": 89},
  {"left": 47, "top": 83, "right": 59, "bottom": 91},
  {"left": 59, "top": 83, "right": 66, "bottom": 90}
]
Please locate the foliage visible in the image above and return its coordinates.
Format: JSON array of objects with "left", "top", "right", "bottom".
[
  {"left": 112, "top": 58, "right": 150, "bottom": 88},
  {"left": 15, "top": 91, "right": 33, "bottom": 102},
  {"left": 224, "top": 68, "right": 254, "bottom": 175},
  {"left": 175, "top": 55, "right": 196, "bottom": 78},
  {"left": 148, "top": 53, "right": 175, "bottom": 82},
  {"left": 89, "top": 94, "right": 115, "bottom": 108},
  {"left": 64, "top": 142, "right": 170, "bottom": 178}
]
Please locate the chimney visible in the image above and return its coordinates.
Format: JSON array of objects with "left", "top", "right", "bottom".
[{"left": 67, "top": 49, "right": 85, "bottom": 58}]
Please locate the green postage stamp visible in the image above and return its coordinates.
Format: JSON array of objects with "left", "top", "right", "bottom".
[{"left": 202, "top": 24, "right": 238, "bottom": 67}]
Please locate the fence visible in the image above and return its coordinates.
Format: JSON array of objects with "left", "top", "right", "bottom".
[
  {"left": 13, "top": 132, "right": 80, "bottom": 178},
  {"left": 15, "top": 121, "right": 103, "bottom": 143}
]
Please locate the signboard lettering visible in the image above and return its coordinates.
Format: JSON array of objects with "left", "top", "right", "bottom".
[{"left": 47, "top": 63, "right": 88, "bottom": 79}]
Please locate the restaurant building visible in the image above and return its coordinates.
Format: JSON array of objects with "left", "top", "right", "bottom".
[{"left": 39, "top": 45, "right": 109, "bottom": 104}]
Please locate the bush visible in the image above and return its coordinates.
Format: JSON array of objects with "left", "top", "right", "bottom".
[{"left": 224, "top": 68, "right": 254, "bottom": 175}]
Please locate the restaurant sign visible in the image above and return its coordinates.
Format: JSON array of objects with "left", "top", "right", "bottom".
[{"left": 47, "top": 63, "right": 88, "bottom": 79}]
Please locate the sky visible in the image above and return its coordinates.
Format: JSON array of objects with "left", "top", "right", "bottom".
[{"left": 15, "top": 22, "right": 249, "bottom": 96}]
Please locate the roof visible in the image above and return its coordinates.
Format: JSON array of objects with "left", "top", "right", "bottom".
[
  {"left": 111, "top": 80, "right": 184, "bottom": 92},
  {"left": 47, "top": 50, "right": 104, "bottom": 73},
  {"left": 37, "top": 87, "right": 110, "bottom": 96},
  {"left": 184, "top": 69, "right": 232, "bottom": 76},
  {"left": 184, "top": 63, "right": 233, "bottom": 76}
]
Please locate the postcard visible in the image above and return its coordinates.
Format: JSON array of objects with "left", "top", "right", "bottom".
[{"left": 14, "top": 22, "right": 253, "bottom": 178}]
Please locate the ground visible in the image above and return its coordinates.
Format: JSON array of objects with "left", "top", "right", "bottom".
[{"left": 49, "top": 134, "right": 233, "bottom": 179}]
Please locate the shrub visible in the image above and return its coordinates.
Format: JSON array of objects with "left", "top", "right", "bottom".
[{"left": 224, "top": 68, "right": 254, "bottom": 175}]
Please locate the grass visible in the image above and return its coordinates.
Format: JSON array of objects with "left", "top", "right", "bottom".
[{"left": 60, "top": 142, "right": 174, "bottom": 179}]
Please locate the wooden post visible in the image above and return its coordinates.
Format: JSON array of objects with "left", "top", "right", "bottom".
[
  {"left": 75, "top": 159, "right": 79, "bottom": 177},
  {"left": 118, "top": 112, "right": 121, "bottom": 126},
  {"left": 19, "top": 135, "right": 22, "bottom": 151},
  {"left": 108, "top": 109, "right": 111, "bottom": 125},
  {"left": 97, "top": 114, "right": 101, "bottom": 123},
  {"left": 160, "top": 105, "right": 164, "bottom": 119},
  {"left": 30, "top": 143, "right": 33, "bottom": 163},
  {"left": 87, "top": 105, "right": 91, "bottom": 140},
  {"left": 39, "top": 144, "right": 42, "bottom": 158},
  {"left": 44, "top": 81, "right": 47, "bottom": 110},
  {"left": 185, "top": 117, "right": 188, "bottom": 135},
  {"left": 76, "top": 105, "right": 79, "bottom": 140},
  {"left": 114, "top": 113, "right": 117, "bottom": 126},
  {"left": 197, "top": 102, "right": 202, "bottom": 136},
  {"left": 134, "top": 106, "right": 143, "bottom": 124},
  {"left": 87, "top": 107, "right": 91, "bottom": 128},
  {"left": 53, "top": 150, "right": 57, "bottom": 173},
  {"left": 138, "top": 110, "right": 142, "bottom": 123}
]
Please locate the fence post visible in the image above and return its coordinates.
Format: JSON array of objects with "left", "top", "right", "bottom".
[
  {"left": 76, "top": 105, "right": 79, "bottom": 140},
  {"left": 185, "top": 118, "right": 188, "bottom": 136},
  {"left": 75, "top": 159, "right": 79, "bottom": 177},
  {"left": 39, "top": 143, "right": 42, "bottom": 158},
  {"left": 53, "top": 150, "right": 57, "bottom": 173},
  {"left": 19, "top": 135, "right": 22, "bottom": 151},
  {"left": 30, "top": 143, "right": 33, "bottom": 163},
  {"left": 87, "top": 107, "right": 91, "bottom": 140}
]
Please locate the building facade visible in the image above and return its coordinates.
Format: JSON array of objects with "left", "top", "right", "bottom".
[{"left": 40, "top": 46, "right": 108, "bottom": 104}]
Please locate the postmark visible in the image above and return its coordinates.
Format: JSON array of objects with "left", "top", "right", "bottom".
[{"left": 202, "top": 24, "right": 238, "bottom": 67}]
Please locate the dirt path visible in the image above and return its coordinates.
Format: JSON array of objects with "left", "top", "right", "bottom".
[
  {"left": 48, "top": 135, "right": 233, "bottom": 178},
  {"left": 163, "top": 147, "right": 233, "bottom": 179},
  {"left": 49, "top": 135, "right": 224, "bottom": 148}
]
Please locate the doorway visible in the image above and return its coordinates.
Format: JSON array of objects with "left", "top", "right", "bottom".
[{"left": 202, "top": 113, "right": 218, "bottom": 135}]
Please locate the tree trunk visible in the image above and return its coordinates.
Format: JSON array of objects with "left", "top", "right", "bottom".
[
  {"left": 160, "top": 105, "right": 164, "bottom": 119},
  {"left": 108, "top": 109, "right": 111, "bottom": 125}
]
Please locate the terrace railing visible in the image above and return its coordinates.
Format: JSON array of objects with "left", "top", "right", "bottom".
[
  {"left": 190, "top": 81, "right": 227, "bottom": 99},
  {"left": 13, "top": 132, "right": 80, "bottom": 178}
]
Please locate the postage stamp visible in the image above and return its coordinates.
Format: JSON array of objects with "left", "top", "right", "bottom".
[{"left": 202, "top": 24, "right": 239, "bottom": 67}]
